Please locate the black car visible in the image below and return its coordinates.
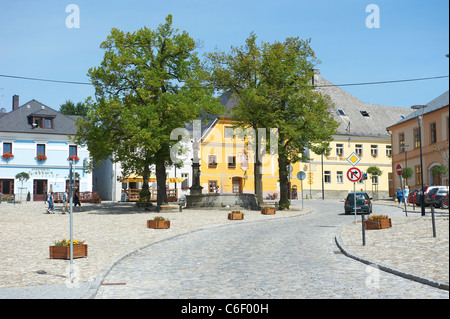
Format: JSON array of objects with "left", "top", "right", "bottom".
[
  {"left": 425, "top": 187, "right": 449, "bottom": 208},
  {"left": 344, "top": 192, "right": 372, "bottom": 214}
]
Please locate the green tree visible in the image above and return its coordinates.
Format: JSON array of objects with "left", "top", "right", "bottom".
[
  {"left": 207, "top": 33, "right": 338, "bottom": 209},
  {"left": 15, "top": 172, "right": 30, "bottom": 186},
  {"left": 367, "top": 166, "right": 382, "bottom": 200},
  {"left": 60, "top": 100, "right": 88, "bottom": 117},
  {"left": 73, "top": 15, "right": 221, "bottom": 205},
  {"left": 431, "top": 164, "right": 449, "bottom": 185}
]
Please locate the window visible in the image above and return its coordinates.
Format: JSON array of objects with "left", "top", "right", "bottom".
[
  {"left": 181, "top": 173, "right": 189, "bottom": 190},
  {"left": 324, "top": 171, "right": 331, "bottom": 183},
  {"left": 370, "top": 145, "right": 378, "bottom": 157},
  {"left": 336, "top": 171, "right": 343, "bottom": 184},
  {"left": 69, "top": 145, "right": 78, "bottom": 157},
  {"left": 355, "top": 144, "right": 363, "bottom": 157},
  {"left": 386, "top": 145, "right": 392, "bottom": 157},
  {"left": 31, "top": 116, "right": 54, "bottom": 129},
  {"left": 371, "top": 175, "right": 379, "bottom": 185},
  {"left": 227, "top": 156, "right": 236, "bottom": 168},
  {"left": 430, "top": 122, "right": 437, "bottom": 144},
  {"left": 336, "top": 144, "right": 344, "bottom": 157},
  {"left": 224, "top": 126, "right": 234, "bottom": 139},
  {"left": 37, "top": 144, "right": 46, "bottom": 157},
  {"left": 399, "top": 133, "right": 405, "bottom": 153},
  {"left": 208, "top": 155, "right": 217, "bottom": 168},
  {"left": 415, "top": 165, "right": 422, "bottom": 185},
  {"left": 2, "top": 142, "right": 12, "bottom": 155},
  {"left": 208, "top": 180, "right": 217, "bottom": 193},
  {"left": 360, "top": 111, "right": 370, "bottom": 117},
  {"left": 414, "top": 128, "right": 421, "bottom": 148},
  {"left": 338, "top": 109, "right": 346, "bottom": 116}
]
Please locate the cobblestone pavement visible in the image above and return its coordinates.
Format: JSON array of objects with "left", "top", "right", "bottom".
[{"left": 95, "top": 200, "right": 449, "bottom": 299}]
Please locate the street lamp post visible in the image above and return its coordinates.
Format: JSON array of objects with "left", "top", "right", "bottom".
[
  {"left": 411, "top": 105, "right": 427, "bottom": 216},
  {"left": 68, "top": 159, "right": 74, "bottom": 281}
]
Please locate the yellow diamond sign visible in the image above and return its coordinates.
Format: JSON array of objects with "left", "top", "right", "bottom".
[{"left": 347, "top": 152, "right": 361, "bottom": 166}]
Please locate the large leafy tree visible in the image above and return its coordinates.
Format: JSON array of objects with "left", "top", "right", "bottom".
[
  {"left": 60, "top": 100, "right": 89, "bottom": 117},
  {"left": 207, "top": 33, "right": 338, "bottom": 209},
  {"left": 73, "top": 15, "right": 221, "bottom": 205}
]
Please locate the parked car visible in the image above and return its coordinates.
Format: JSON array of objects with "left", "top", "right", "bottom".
[
  {"left": 443, "top": 194, "right": 449, "bottom": 209},
  {"left": 425, "top": 187, "right": 450, "bottom": 208},
  {"left": 415, "top": 185, "right": 447, "bottom": 206},
  {"left": 408, "top": 189, "right": 419, "bottom": 204},
  {"left": 344, "top": 192, "right": 372, "bottom": 214}
]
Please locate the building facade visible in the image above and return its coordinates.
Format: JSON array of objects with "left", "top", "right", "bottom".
[
  {"left": 198, "top": 74, "right": 415, "bottom": 200},
  {"left": 0, "top": 95, "right": 92, "bottom": 201},
  {"left": 388, "top": 91, "right": 449, "bottom": 191}
]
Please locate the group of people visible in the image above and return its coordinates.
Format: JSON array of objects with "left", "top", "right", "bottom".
[
  {"left": 46, "top": 189, "right": 82, "bottom": 214},
  {"left": 395, "top": 186, "right": 410, "bottom": 205}
]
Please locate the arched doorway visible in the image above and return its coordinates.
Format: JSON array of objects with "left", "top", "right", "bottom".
[
  {"left": 428, "top": 162, "right": 443, "bottom": 185},
  {"left": 232, "top": 177, "right": 243, "bottom": 194}
]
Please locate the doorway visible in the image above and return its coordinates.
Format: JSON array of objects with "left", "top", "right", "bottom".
[
  {"left": 33, "top": 179, "right": 47, "bottom": 201},
  {"left": 232, "top": 177, "right": 243, "bottom": 194}
]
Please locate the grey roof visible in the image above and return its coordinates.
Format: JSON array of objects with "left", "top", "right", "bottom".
[
  {"left": 314, "top": 75, "right": 415, "bottom": 137},
  {"left": 0, "top": 99, "right": 79, "bottom": 135},
  {"left": 387, "top": 90, "right": 449, "bottom": 128}
]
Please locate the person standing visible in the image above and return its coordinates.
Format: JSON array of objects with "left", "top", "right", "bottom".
[
  {"left": 62, "top": 190, "right": 69, "bottom": 214},
  {"left": 396, "top": 188, "right": 403, "bottom": 206},
  {"left": 73, "top": 189, "right": 82, "bottom": 212}
]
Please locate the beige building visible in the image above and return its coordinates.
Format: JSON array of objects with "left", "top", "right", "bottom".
[
  {"left": 304, "top": 74, "right": 415, "bottom": 199},
  {"left": 387, "top": 91, "right": 449, "bottom": 191}
]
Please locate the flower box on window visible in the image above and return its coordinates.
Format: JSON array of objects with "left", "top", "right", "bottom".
[
  {"left": 68, "top": 155, "right": 80, "bottom": 162},
  {"left": 36, "top": 154, "right": 47, "bottom": 161},
  {"left": 1, "top": 153, "right": 14, "bottom": 160}
]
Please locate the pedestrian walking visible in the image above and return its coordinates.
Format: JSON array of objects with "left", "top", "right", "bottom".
[
  {"left": 62, "top": 190, "right": 69, "bottom": 214},
  {"left": 396, "top": 188, "right": 403, "bottom": 206},
  {"left": 403, "top": 186, "right": 409, "bottom": 205},
  {"left": 73, "top": 189, "right": 82, "bottom": 212},
  {"left": 47, "top": 192, "right": 55, "bottom": 214}
]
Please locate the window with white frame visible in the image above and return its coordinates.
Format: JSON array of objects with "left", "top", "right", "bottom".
[
  {"left": 336, "top": 171, "right": 343, "bottom": 184},
  {"left": 324, "top": 171, "right": 331, "bottom": 183},
  {"left": 355, "top": 144, "right": 363, "bottom": 157},
  {"left": 371, "top": 175, "right": 379, "bottom": 185},
  {"left": 336, "top": 144, "right": 344, "bottom": 157},
  {"left": 370, "top": 145, "right": 378, "bottom": 157},
  {"left": 385, "top": 145, "right": 392, "bottom": 157}
]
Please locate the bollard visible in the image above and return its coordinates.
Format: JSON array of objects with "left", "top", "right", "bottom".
[
  {"left": 431, "top": 205, "right": 437, "bottom": 238},
  {"left": 362, "top": 214, "right": 366, "bottom": 246}
]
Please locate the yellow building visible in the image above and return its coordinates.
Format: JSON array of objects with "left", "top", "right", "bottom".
[{"left": 198, "top": 74, "right": 415, "bottom": 200}]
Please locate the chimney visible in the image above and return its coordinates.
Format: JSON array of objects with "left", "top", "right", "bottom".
[{"left": 12, "top": 94, "right": 19, "bottom": 111}]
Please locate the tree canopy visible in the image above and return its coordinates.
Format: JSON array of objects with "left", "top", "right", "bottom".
[{"left": 73, "top": 15, "right": 222, "bottom": 205}]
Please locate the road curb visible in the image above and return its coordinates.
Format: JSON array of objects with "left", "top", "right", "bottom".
[{"left": 335, "top": 226, "right": 449, "bottom": 291}]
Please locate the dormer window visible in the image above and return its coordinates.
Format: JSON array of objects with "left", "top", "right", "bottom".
[{"left": 28, "top": 114, "right": 55, "bottom": 129}]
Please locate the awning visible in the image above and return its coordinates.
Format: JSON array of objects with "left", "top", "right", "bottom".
[{"left": 120, "top": 173, "right": 143, "bottom": 183}]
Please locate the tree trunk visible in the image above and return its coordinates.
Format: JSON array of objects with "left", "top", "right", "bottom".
[
  {"left": 278, "top": 133, "right": 291, "bottom": 210},
  {"left": 139, "top": 165, "right": 151, "bottom": 204},
  {"left": 155, "top": 154, "right": 167, "bottom": 207},
  {"left": 254, "top": 156, "right": 263, "bottom": 206}
]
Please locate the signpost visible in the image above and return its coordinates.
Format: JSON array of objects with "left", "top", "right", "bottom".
[
  {"left": 347, "top": 166, "right": 362, "bottom": 224},
  {"left": 297, "top": 171, "right": 306, "bottom": 210}
]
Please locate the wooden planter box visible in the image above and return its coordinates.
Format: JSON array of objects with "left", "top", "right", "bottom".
[
  {"left": 261, "top": 208, "right": 276, "bottom": 215},
  {"left": 147, "top": 220, "right": 170, "bottom": 229},
  {"left": 49, "top": 245, "right": 88, "bottom": 259},
  {"left": 365, "top": 218, "right": 392, "bottom": 230},
  {"left": 228, "top": 213, "right": 244, "bottom": 220}
]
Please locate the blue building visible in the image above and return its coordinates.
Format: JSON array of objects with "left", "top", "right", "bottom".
[{"left": 0, "top": 95, "right": 92, "bottom": 201}]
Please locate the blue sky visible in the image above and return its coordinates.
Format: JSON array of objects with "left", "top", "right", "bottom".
[{"left": 0, "top": 0, "right": 448, "bottom": 112}]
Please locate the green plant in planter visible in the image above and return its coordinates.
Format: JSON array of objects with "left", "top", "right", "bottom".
[{"left": 152, "top": 216, "right": 168, "bottom": 221}]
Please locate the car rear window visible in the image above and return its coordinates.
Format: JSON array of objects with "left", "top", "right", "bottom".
[{"left": 347, "top": 194, "right": 368, "bottom": 201}]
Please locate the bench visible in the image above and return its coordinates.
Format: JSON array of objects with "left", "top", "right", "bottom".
[
  {"left": 262, "top": 201, "right": 278, "bottom": 209},
  {"left": 157, "top": 204, "right": 183, "bottom": 212}
]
